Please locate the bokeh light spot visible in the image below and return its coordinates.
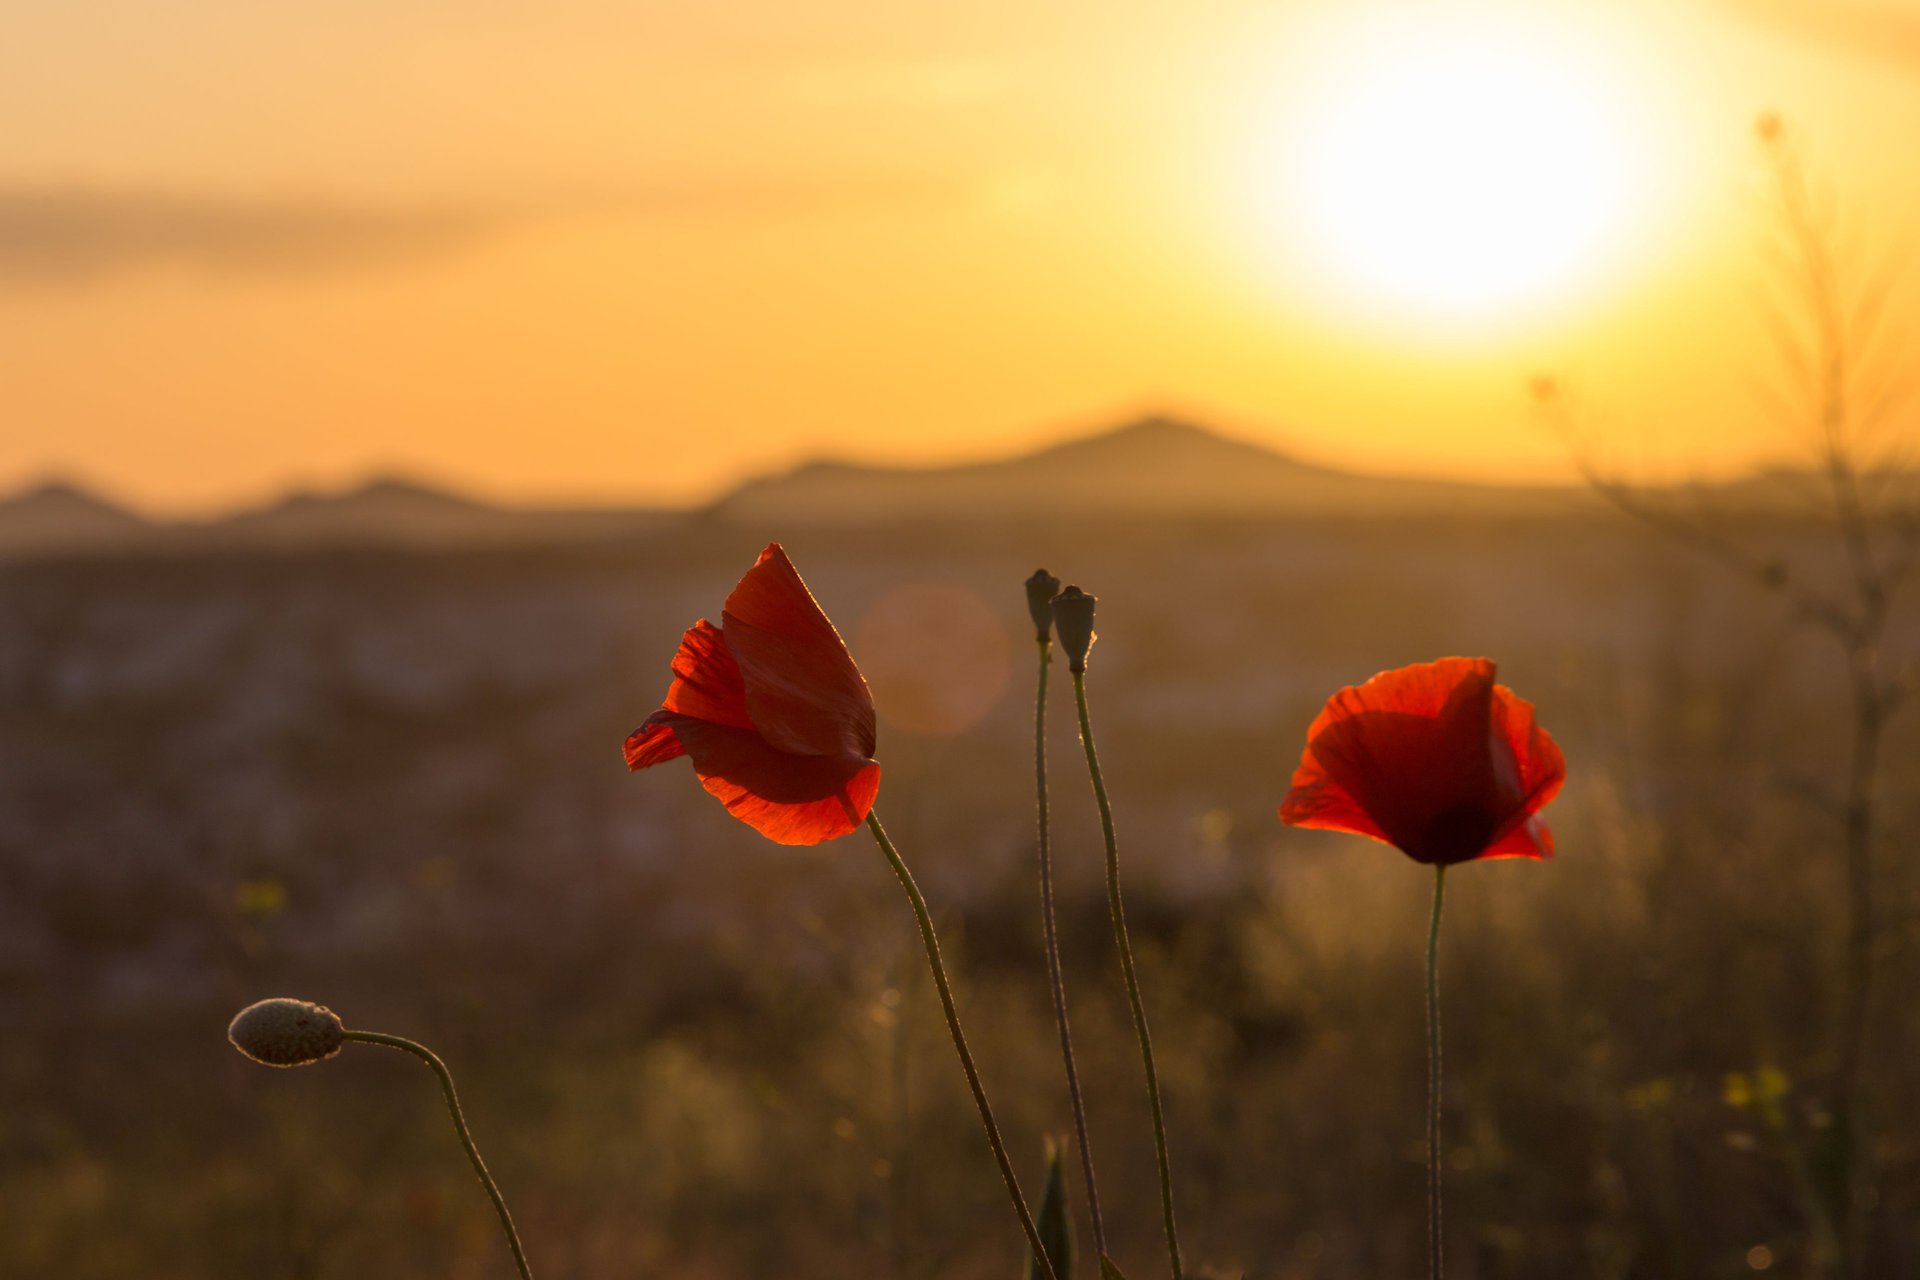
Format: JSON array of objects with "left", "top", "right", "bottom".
[{"left": 856, "top": 583, "right": 1011, "bottom": 737}]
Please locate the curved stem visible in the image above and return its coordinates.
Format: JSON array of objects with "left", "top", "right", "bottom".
[
  {"left": 1071, "top": 670, "right": 1183, "bottom": 1280},
  {"left": 342, "top": 1028, "right": 535, "bottom": 1280},
  {"left": 1426, "top": 866, "right": 1448, "bottom": 1280},
  {"left": 865, "top": 811, "right": 1058, "bottom": 1280},
  {"left": 1034, "top": 640, "right": 1107, "bottom": 1258}
]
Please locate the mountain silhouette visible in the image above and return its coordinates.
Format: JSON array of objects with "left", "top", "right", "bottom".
[
  {"left": 705, "top": 415, "right": 1576, "bottom": 525},
  {"left": 220, "top": 476, "right": 513, "bottom": 546},
  {"left": 215, "top": 475, "right": 679, "bottom": 549},
  {"left": 0, "top": 479, "right": 151, "bottom": 553},
  {"left": 6, "top": 415, "right": 1891, "bottom": 558}
]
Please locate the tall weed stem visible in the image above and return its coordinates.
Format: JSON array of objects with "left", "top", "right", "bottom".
[
  {"left": 1034, "top": 638, "right": 1107, "bottom": 1258},
  {"left": 342, "top": 1029, "right": 535, "bottom": 1280},
  {"left": 866, "top": 811, "right": 1058, "bottom": 1280},
  {"left": 1071, "top": 670, "right": 1184, "bottom": 1280}
]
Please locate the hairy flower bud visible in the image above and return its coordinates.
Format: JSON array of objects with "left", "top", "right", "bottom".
[
  {"left": 229, "top": 998, "right": 345, "bottom": 1068},
  {"left": 1051, "top": 586, "right": 1097, "bottom": 674},
  {"left": 1025, "top": 569, "right": 1062, "bottom": 643}
]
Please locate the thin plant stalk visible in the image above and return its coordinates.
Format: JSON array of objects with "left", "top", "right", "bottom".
[
  {"left": 865, "top": 810, "right": 1059, "bottom": 1280},
  {"left": 341, "top": 1029, "right": 535, "bottom": 1280},
  {"left": 1034, "top": 637, "right": 1108, "bottom": 1258},
  {"left": 1543, "top": 121, "right": 1917, "bottom": 1276},
  {"left": 1071, "top": 669, "right": 1184, "bottom": 1280},
  {"left": 1425, "top": 866, "right": 1448, "bottom": 1280}
]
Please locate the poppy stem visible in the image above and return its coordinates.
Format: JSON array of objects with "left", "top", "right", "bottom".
[
  {"left": 340, "top": 1029, "right": 535, "bottom": 1280},
  {"left": 1071, "top": 669, "right": 1184, "bottom": 1280},
  {"left": 1034, "top": 639, "right": 1108, "bottom": 1260},
  {"left": 1425, "top": 865, "right": 1447, "bottom": 1280},
  {"left": 865, "top": 810, "right": 1059, "bottom": 1280}
]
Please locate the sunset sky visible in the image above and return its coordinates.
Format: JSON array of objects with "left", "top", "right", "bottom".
[{"left": 1, "top": 0, "right": 1916, "bottom": 514}]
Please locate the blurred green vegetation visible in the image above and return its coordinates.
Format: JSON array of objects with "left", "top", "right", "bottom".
[{"left": 0, "top": 511, "right": 1916, "bottom": 1278}]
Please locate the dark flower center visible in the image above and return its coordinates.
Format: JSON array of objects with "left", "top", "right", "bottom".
[{"left": 1417, "top": 802, "right": 1500, "bottom": 865}]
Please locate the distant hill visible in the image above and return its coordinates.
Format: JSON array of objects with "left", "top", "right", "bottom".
[
  {"left": 0, "top": 480, "right": 151, "bottom": 554},
  {"left": 210, "top": 476, "right": 678, "bottom": 550},
  {"left": 218, "top": 476, "right": 523, "bottom": 547},
  {"left": 2, "top": 415, "right": 1909, "bottom": 559},
  {"left": 705, "top": 415, "right": 1584, "bottom": 525}
]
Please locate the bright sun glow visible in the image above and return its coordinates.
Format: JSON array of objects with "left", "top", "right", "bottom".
[{"left": 1248, "top": 8, "right": 1660, "bottom": 326}]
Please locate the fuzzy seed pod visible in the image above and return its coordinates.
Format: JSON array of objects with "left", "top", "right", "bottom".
[
  {"left": 1050, "top": 585, "right": 1098, "bottom": 674},
  {"left": 1025, "top": 569, "right": 1062, "bottom": 643},
  {"left": 228, "top": 998, "right": 345, "bottom": 1068}
]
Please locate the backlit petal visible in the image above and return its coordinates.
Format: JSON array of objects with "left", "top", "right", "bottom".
[
  {"left": 1490, "top": 682, "right": 1566, "bottom": 819},
  {"left": 1280, "top": 658, "right": 1564, "bottom": 866},
  {"left": 1305, "top": 656, "right": 1495, "bottom": 734},
  {"left": 1278, "top": 751, "right": 1394, "bottom": 846},
  {"left": 623, "top": 715, "right": 688, "bottom": 771},
  {"left": 1480, "top": 814, "right": 1555, "bottom": 861},
  {"left": 660, "top": 620, "right": 754, "bottom": 730},
  {"left": 658, "top": 712, "right": 880, "bottom": 844},
  {"left": 722, "top": 544, "right": 877, "bottom": 760}
]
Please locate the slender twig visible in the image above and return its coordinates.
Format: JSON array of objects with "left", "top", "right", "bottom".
[
  {"left": 342, "top": 1029, "right": 535, "bottom": 1280},
  {"left": 1762, "top": 130, "right": 1900, "bottom": 1280},
  {"left": 1425, "top": 866, "right": 1447, "bottom": 1280},
  {"left": 1071, "top": 669, "right": 1184, "bottom": 1280},
  {"left": 1033, "top": 638, "right": 1107, "bottom": 1258},
  {"left": 1544, "top": 122, "right": 1913, "bottom": 1280},
  {"left": 865, "top": 811, "right": 1059, "bottom": 1280}
]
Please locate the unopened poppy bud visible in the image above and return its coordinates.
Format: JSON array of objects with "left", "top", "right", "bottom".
[
  {"left": 1051, "top": 586, "right": 1097, "bottom": 674},
  {"left": 228, "top": 998, "right": 345, "bottom": 1068},
  {"left": 1025, "top": 569, "right": 1061, "bottom": 643}
]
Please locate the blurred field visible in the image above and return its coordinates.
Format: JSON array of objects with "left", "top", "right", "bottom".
[{"left": 2, "top": 507, "right": 1917, "bottom": 1279}]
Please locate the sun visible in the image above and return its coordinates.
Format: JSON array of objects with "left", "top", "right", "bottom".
[{"left": 1246, "top": 7, "right": 1658, "bottom": 325}]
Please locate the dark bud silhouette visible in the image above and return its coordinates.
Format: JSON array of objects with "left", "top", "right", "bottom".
[
  {"left": 1051, "top": 586, "right": 1097, "bottom": 674},
  {"left": 228, "top": 998, "right": 345, "bottom": 1067},
  {"left": 1026, "top": 569, "right": 1062, "bottom": 643}
]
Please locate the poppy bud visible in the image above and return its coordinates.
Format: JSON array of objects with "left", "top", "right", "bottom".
[
  {"left": 1025, "top": 569, "right": 1061, "bottom": 643},
  {"left": 1051, "top": 586, "right": 1097, "bottom": 674},
  {"left": 228, "top": 997, "right": 345, "bottom": 1068}
]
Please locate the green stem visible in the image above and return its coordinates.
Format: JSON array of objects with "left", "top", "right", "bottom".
[
  {"left": 866, "top": 811, "right": 1058, "bottom": 1280},
  {"left": 1426, "top": 866, "right": 1447, "bottom": 1280},
  {"left": 1071, "top": 669, "right": 1184, "bottom": 1280},
  {"left": 1035, "top": 640, "right": 1107, "bottom": 1258},
  {"left": 342, "top": 1028, "right": 535, "bottom": 1280}
]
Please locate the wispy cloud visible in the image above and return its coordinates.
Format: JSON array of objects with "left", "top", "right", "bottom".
[
  {"left": 0, "top": 188, "right": 503, "bottom": 286},
  {"left": 0, "top": 170, "right": 994, "bottom": 288},
  {"left": 1726, "top": 0, "right": 1920, "bottom": 69}
]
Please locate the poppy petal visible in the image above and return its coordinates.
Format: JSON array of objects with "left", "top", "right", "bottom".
[
  {"left": 1490, "top": 682, "right": 1567, "bottom": 818},
  {"left": 1480, "top": 814, "right": 1555, "bottom": 861},
  {"left": 660, "top": 620, "right": 755, "bottom": 731},
  {"left": 623, "top": 715, "right": 688, "bottom": 771},
  {"left": 1280, "top": 658, "right": 1564, "bottom": 866},
  {"left": 721, "top": 544, "right": 877, "bottom": 761},
  {"left": 655, "top": 712, "right": 881, "bottom": 845},
  {"left": 1278, "top": 752, "right": 1394, "bottom": 846},
  {"left": 1305, "top": 656, "right": 1496, "bottom": 734}
]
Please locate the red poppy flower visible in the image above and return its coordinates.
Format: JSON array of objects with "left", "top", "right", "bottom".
[
  {"left": 625, "top": 544, "right": 881, "bottom": 845},
  {"left": 1279, "top": 657, "right": 1564, "bottom": 865}
]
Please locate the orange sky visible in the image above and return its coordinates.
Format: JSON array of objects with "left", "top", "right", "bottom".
[{"left": 1, "top": 0, "right": 1916, "bottom": 514}]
